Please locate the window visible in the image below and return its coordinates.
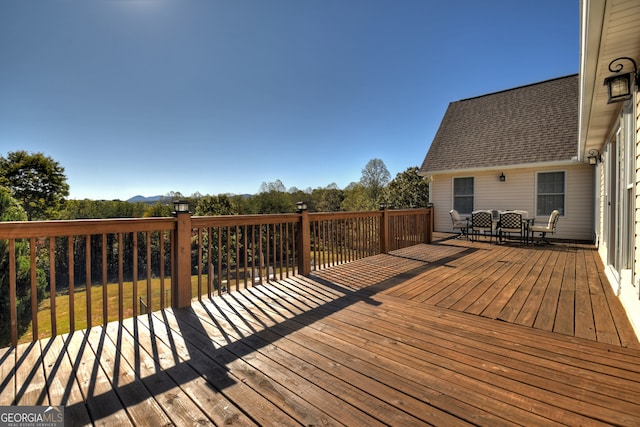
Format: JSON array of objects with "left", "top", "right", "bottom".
[
  {"left": 537, "top": 171, "right": 565, "bottom": 216},
  {"left": 453, "top": 177, "right": 474, "bottom": 214}
]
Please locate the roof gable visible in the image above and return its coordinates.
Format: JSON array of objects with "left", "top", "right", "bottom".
[{"left": 420, "top": 75, "right": 579, "bottom": 174}]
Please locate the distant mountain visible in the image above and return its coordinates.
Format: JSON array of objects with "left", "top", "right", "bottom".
[{"left": 127, "top": 195, "right": 165, "bottom": 204}]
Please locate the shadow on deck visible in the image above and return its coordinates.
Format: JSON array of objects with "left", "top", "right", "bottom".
[{"left": 1, "top": 236, "right": 640, "bottom": 426}]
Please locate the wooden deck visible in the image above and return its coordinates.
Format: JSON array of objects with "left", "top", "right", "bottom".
[{"left": 2, "top": 236, "right": 640, "bottom": 426}]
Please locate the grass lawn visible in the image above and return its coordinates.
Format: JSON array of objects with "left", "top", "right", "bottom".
[
  {"left": 18, "top": 256, "right": 336, "bottom": 343},
  {"left": 20, "top": 276, "right": 206, "bottom": 342}
]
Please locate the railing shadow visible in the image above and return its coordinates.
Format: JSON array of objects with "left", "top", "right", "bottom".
[{"left": 3, "top": 243, "right": 479, "bottom": 424}]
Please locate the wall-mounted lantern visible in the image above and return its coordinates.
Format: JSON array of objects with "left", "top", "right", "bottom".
[
  {"left": 603, "top": 57, "right": 639, "bottom": 104},
  {"left": 499, "top": 172, "right": 506, "bottom": 182},
  {"left": 587, "top": 149, "right": 601, "bottom": 165}
]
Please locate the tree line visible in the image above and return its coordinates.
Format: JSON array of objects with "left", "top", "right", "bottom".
[
  {"left": 0, "top": 151, "right": 430, "bottom": 345},
  {"left": 1, "top": 152, "right": 429, "bottom": 220}
]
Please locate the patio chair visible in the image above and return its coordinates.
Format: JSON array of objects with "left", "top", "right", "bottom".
[
  {"left": 498, "top": 211, "right": 525, "bottom": 244},
  {"left": 530, "top": 210, "right": 560, "bottom": 245},
  {"left": 470, "top": 210, "right": 494, "bottom": 243},
  {"left": 449, "top": 209, "right": 469, "bottom": 240}
]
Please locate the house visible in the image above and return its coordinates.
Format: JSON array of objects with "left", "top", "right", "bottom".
[
  {"left": 419, "top": 74, "right": 595, "bottom": 241},
  {"left": 419, "top": 0, "right": 640, "bottom": 339},
  {"left": 579, "top": 0, "right": 640, "bottom": 337}
]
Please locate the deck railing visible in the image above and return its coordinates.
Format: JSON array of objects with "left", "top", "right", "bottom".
[{"left": 0, "top": 207, "right": 432, "bottom": 346}]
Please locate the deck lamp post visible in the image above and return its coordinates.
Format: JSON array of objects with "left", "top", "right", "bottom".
[
  {"left": 603, "top": 57, "right": 639, "bottom": 104},
  {"left": 295, "top": 201, "right": 307, "bottom": 213},
  {"left": 173, "top": 200, "right": 190, "bottom": 215}
]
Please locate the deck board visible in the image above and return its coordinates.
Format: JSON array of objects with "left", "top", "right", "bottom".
[
  {"left": 41, "top": 335, "right": 93, "bottom": 425},
  {"left": 0, "top": 347, "right": 15, "bottom": 406},
  {"left": 15, "top": 341, "right": 48, "bottom": 406},
  {"left": 2, "top": 237, "right": 640, "bottom": 426}
]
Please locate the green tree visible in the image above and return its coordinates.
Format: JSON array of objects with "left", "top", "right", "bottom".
[
  {"left": 196, "top": 194, "right": 236, "bottom": 216},
  {"left": 251, "top": 180, "right": 294, "bottom": 214},
  {"left": 60, "top": 199, "right": 149, "bottom": 219},
  {"left": 359, "top": 158, "right": 390, "bottom": 206},
  {"left": 0, "top": 187, "right": 47, "bottom": 346},
  {"left": 0, "top": 151, "right": 70, "bottom": 220},
  {"left": 143, "top": 203, "right": 172, "bottom": 217},
  {"left": 310, "top": 184, "right": 344, "bottom": 212},
  {"left": 341, "top": 182, "right": 375, "bottom": 211},
  {"left": 382, "top": 166, "right": 430, "bottom": 208}
]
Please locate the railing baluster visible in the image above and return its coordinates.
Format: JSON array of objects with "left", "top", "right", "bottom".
[
  {"left": 133, "top": 232, "right": 138, "bottom": 317},
  {"left": 68, "top": 236, "right": 75, "bottom": 333},
  {"left": 266, "top": 224, "right": 271, "bottom": 282},
  {"left": 274, "top": 223, "right": 285, "bottom": 280},
  {"left": 146, "top": 231, "right": 152, "bottom": 313},
  {"left": 118, "top": 232, "right": 124, "bottom": 322},
  {"left": 207, "top": 227, "right": 212, "bottom": 298},
  {"left": 242, "top": 225, "right": 247, "bottom": 288},
  {"left": 197, "top": 227, "right": 203, "bottom": 300},
  {"left": 226, "top": 226, "right": 231, "bottom": 290},
  {"left": 85, "top": 234, "right": 92, "bottom": 330},
  {"left": 102, "top": 233, "right": 107, "bottom": 325},
  {"left": 284, "top": 223, "right": 289, "bottom": 278},
  {"left": 257, "top": 224, "right": 264, "bottom": 285},
  {"left": 9, "top": 239, "right": 17, "bottom": 346},
  {"left": 160, "top": 231, "right": 166, "bottom": 307},
  {"left": 217, "top": 226, "right": 222, "bottom": 295},
  {"left": 49, "top": 237, "right": 57, "bottom": 338},
  {"left": 250, "top": 225, "right": 256, "bottom": 286},
  {"left": 30, "top": 237, "right": 37, "bottom": 340}
]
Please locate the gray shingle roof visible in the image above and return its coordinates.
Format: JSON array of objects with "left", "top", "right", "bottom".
[{"left": 420, "top": 74, "right": 579, "bottom": 174}]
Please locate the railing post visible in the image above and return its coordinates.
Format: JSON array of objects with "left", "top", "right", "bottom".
[
  {"left": 297, "top": 205, "right": 311, "bottom": 275},
  {"left": 173, "top": 210, "right": 192, "bottom": 309},
  {"left": 380, "top": 206, "right": 389, "bottom": 254},
  {"left": 426, "top": 207, "right": 434, "bottom": 244}
]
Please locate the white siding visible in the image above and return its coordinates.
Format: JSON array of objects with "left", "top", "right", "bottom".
[
  {"left": 431, "top": 164, "right": 595, "bottom": 241},
  {"left": 635, "top": 93, "right": 640, "bottom": 292}
]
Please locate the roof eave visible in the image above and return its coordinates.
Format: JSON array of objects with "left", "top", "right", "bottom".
[
  {"left": 579, "top": 0, "right": 640, "bottom": 159},
  {"left": 419, "top": 159, "right": 582, "bottom": 177}
]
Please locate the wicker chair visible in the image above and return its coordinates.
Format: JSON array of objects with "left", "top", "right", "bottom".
[
  {"left": 470, "top": 210, "right": 494, "bottom": 243},
  {"left": 498, "top": 211, "right": 524, "bottom": 244},
  {"left": 449, "top": 209, "right": 469, "bottom": 240},
  {"left": 530, "top": 210, "right": 560, "bottom": 244}
]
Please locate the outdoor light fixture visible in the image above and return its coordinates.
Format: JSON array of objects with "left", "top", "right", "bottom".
[
  {"left": 499, "top": 172, "right": 506, "bottom": 182},
  {"left": 173, "top": 200, "right": 190, "bottom": 214},
  {"left": 587, "top": 149, "right": 601, "bottom": 165},
  {"left": 379, "top": 202, "right": 387, "bottom": 210},
  {"left": 295, "top": 201, "right": 307, "bottom": 212},
  {"left": 603, "top": 57, "right": 639, "bottom": 103}
]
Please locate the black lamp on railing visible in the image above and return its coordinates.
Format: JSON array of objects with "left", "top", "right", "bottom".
[
  {"left": 587, "top": 149, "right": 601, "bottom": 165},
  {"left": 604, "top": 57, "right": 639, "bottom": 104},
  {"left": 379, "top": 202, "right": 387, "bottom": 210},
  {"left": 295, "top": 201, "right": 308, "bottom": 213},
  {"left": 173, "top": 200, "right": 190, "bottom": 215}
]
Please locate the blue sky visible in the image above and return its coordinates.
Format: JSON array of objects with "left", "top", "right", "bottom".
[{"left": 0, "top": 0, "right": 579, "bottom": 200}]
